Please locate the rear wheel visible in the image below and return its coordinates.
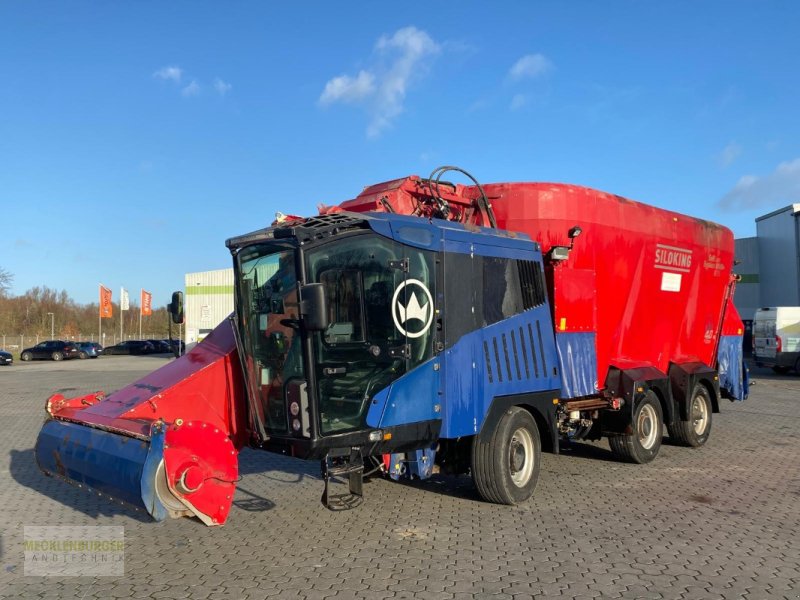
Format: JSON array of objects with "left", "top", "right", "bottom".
[
  {"left": 668, "top": 384, "right": 712, "bottom": 447},
  {"left": 471, "top": 407, "right": 541, "bottom": 504},
  {"left": 772, "top": 366, "right": 790, "bottom": 374},
  {"left": 795, "top": 358, "right": 800, "bottom": 375},
  {"left": 609, "top": 390, "right": 663, "bottom": 464},
  {"left": 21, "top": 352, "right": 32, "bottom": 361},
  {"left": 51, "top": 352, "right": 63, "bottom": 361},
  {"left": 79, "top": 351, "right": 88, "bottom": 359}
]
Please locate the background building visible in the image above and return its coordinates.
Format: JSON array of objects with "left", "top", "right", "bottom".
[
  {"left": 732, "top": 237, "right": 759, "bottom": 321},
  {"left": 754, "top": 204, "right": 800, "bottom": 307},
  {"left": 184, "top": 268, "right": 234, "bottom": 345},
  {"left": 733, "top": 204, "right": 800, "bottom": 351}
]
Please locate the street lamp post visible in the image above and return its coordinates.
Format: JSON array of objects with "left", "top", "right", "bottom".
[{"left": 47, "top": 312, "right": 54, "bottom": 340}]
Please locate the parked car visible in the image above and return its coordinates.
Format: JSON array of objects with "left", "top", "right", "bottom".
[
  {"left": 146, "top": 339, "right": 172, "bottom": 353},
  {"left": 103, "top": 340, "right": 156, "bottom": 355},
  {"left": 0, "top": 350, "right": 12, "bottom": 366},
  {"left": 20, "top": 340, "right": 80, "bottom": 361},
  {"left": 165, "top": 339, "right": 186, "bottom": 354},
  {"left": 75, "top": 341, "right": 103, "bottom": 359}
]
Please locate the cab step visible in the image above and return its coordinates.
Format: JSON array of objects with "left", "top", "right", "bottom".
[{"left": 321, "top": 447, "right": 364, "bottom": 510}]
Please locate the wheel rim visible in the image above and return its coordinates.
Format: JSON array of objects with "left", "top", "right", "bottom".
[
  {"left": 691, "top": 394, "right": 709, "bottom": 435},
  {"left": 508, "top": 427, "right": 535, "bottom": 487},
  {"left": 637, "top": 403, "right": 659, "bottom": 450}
]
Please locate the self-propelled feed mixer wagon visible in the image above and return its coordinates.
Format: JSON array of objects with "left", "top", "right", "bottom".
[{"left": 35, "top": 167, "right": 748, "bottom": 526}]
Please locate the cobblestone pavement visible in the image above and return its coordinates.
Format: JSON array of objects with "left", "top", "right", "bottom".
[{"left": 1, "top": 357, "right": 798, "bottom": 599}]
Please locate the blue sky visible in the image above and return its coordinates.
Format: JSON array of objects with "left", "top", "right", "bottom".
[{"left": 2, "top": 1, "right": 799, "bottom": 306}]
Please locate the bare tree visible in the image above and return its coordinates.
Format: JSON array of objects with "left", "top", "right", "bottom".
[{"left": 0, "top": 267, "right": 12, "bottom": 297}]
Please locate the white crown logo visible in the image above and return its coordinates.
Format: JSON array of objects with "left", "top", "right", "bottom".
[{"left": 397, "top": 292, "right": 429, "bottom": 324}]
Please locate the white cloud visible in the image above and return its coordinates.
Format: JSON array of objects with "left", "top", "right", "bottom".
[
  {"left": 319, "top": 70, "right": 376, "bottom": 105},
  {"left": 213, "top": 78, "right": 232, "bottom": 96},
  {"left": 509, "top": 54, "right": 552, "bottom": 80},
  {"left": 153, "top": 67, "right": 230, "bottom": 100},
  {"left": 153, "top": 66, "right": 183, "bottom": 83},
  {"left": 719, "top": 142, "right": 742, "bottom": 167},
  {"left": 181, "top": 80, "right": 200, "bottom": 97},
  {"left": 718, "top": 158, "right": 800, "bottom": 210},
  {"left": 318, "top": 26, "right": 440, "bottom": 137},
  {"left": 510, "top": 94, "right": 527, "bottom": 111}
]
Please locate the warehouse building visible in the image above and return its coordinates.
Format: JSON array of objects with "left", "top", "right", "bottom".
[
  {"left": 184, "top": 268, "right": 234, "bottom": 345},
  {"left": 733, "top": 204, "right": 800, "bottom": 349}
]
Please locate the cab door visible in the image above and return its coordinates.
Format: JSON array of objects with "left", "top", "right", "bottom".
[
  {"left": 360, "top": 236, "right": 441, "bottom": 433},
  {"left": 391, "top": 240, "right": 439, "bottom": 421}
]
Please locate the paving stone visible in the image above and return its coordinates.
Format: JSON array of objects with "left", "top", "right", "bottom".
[{"left": 1, "top": 360, "right": 799, "bottom": 600}]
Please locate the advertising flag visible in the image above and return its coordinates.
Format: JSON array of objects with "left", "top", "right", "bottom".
[
  {"left": 99, "top": 285, "right": 113, "bottom": 318},
  {"left": 141, "top": 290, "right": 152, "bottom": 316},
  {"left": 120, "top": 287, "right": 130, "bottom": 311}
]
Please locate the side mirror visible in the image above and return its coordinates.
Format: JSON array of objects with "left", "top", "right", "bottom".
[
  {"left": 299, "top": 283, "right": 329, "bottom": 331},
  {"left": 169, "top": 291, "right": 184, "bottom": 324}
]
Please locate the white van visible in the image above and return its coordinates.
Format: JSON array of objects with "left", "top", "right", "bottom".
[{"left": 753, "top": 307, "right": 800, "bottom": 374}]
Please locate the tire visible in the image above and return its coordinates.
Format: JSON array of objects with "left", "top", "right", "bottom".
[
  {"left": 471, "top": 407, "right": 541, "bottom": 505},
  {"left": 795, "top": 358, "right": 800, "bottom": 376},
  {"left": 51, "top": 352, "right": 63, "bottom": 361},
  {"left": 668, "top": 384, "right": 712, "bottom": 447},
  {"left": 772, "top": 366, "right": 790, "bottom": 374},
  {"left": 21, "top": 352, "right": 32, "bottom": 362},
  {"left": 79, "top": 351, "right": 88, "bottom": 360},
  {"left": 609, "top": 390, "right": 663, "bottom": 464}
]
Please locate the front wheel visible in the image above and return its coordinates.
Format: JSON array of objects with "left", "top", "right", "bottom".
[
  {"left": 668, "top": 384, "right": 712, "bottom": 447},
  {"left": 51, "top": 352, "right": 63, "bottom": 361},
  {"left": 609, "top": 390, "right": 663, "bottom": 464},
  {"left": 772, "top": 366, "right": 790, "bottom": 374},
  {"left": 78, "top": 351, "right": 88, "bottom": 359},
  {"left": 21, "top": 352, "right": 32, "bottom": 362},
  {"left": 471, "top": 407, "right": 541, "bottom": 505}
]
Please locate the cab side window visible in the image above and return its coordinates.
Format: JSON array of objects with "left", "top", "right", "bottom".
[{"left": 481, "top": 256, "right": 525, "bottom": 326}]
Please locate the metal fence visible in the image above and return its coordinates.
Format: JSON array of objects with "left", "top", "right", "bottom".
[{"left": 1, "top": 333, "right": 171, "bottom": 352}]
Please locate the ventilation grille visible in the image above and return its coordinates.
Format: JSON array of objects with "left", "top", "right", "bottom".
[
  {"left": 483, "top": 320, "right": 550, "bottom": 384},
  {"left": 518, "top": 260, "right": 547, "bottom": 309}
]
